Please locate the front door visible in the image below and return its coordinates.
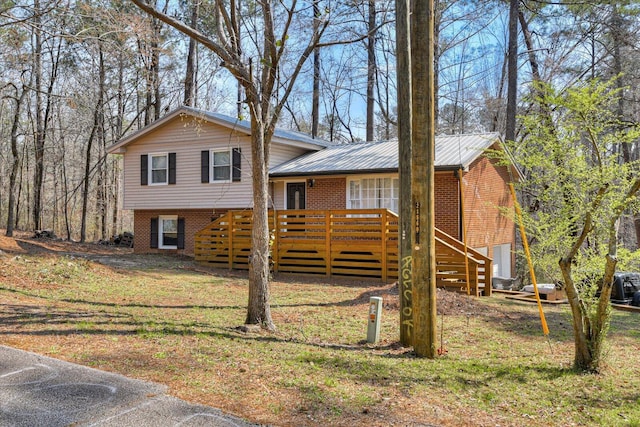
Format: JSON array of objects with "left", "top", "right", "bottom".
[{"left": 286, "top": 182, "right": 306, "bottom": 209}]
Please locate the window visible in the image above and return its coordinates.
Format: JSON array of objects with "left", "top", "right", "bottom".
[
  {"left": 141, "top": 153, "right": 176, "bottom": 185},
  {"left": 201, "top": 148, "right": 242, "bottom": 183},
  {"left": 212, "top": 150, "right": 231, "bottom": 182},
  {"left": 150, "top": 216, "right": 184, "bottom": 250},
  {"left": 159, "top": 216, "right": 178, "bottom": 249},
  {"left": 348, "top": 177, "right": 399, "bottom": 213},
  {"left": 150, "top": 153, "right": 168, "bottom": 184}
]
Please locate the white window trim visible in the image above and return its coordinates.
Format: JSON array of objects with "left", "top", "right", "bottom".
[
  {"left": 149, "top": 152, "right": 169, "bottom": 186},
  {"left": 158, "top": 215, "right": 178, "bottom": 249},
  {"left": 346, "top": 174, "right": 399, "bottom": 214},
  {"left": 210, "top": 149, "right": 232, "bottom": 183}
]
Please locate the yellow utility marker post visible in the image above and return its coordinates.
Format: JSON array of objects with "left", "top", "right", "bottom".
[{"left": 509, "top": 183, "right": 550, "bottom": 336}]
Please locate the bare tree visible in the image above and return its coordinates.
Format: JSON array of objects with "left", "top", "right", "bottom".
[
  {"left": 183, "top": 1, "right": 199, "bottom": 107},
  {"left": 5, "top": 81, "right": 29, "bottom": 237},
  {"left": 131, "top": 0, "right": 330, "bottom": 330}
]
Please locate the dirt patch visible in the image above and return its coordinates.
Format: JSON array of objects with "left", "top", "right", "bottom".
[
  {"left": 0, "top": 229, "right": 174, "bottom": 270},
  {"left": 0, "top": 229, "right": 132, "bottom": 256},
  {"left": 1, "top": 229, "right": 484, "bottom": 317}
]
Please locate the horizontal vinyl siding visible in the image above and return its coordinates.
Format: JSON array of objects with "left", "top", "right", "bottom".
[
  {"left": 272, "top": 181, "right": 285, "bottom": 210},
  {"left": 270, "top": 144, "right": 308, "bottom": 167},
  {"left": 123, "top": 119, "right": 311, "bottom": 210}
]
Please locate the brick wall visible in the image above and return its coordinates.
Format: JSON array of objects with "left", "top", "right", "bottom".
[
  {"left": 306, "top": 177, "right": 347, "bottom": 210},
  {"left": 462, "top": 155, "right": 515, "bottom": 258},
  {"left": 134, "top": 209, "right": 229, "bottom": 255},
  {"left": 434, "top": 172, "right": 460, "bottom": 238}
]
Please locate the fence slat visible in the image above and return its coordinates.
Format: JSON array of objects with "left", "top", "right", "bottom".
[{"left": 194, "top": 208, "right": 490, "bottom": 292}]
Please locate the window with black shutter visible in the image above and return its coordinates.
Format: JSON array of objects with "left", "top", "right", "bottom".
[
  {"left": 150, "top": 217, "right": 158, "bottom": 248},
  {"left": 168, "top": 152, "right": 176, "bottom": 184},
  {"left": 141, "top": 155, "right": 148, "bottom": 185},
  {"left": 201, "top": 150, "right": 210, "bottom": 183},
  {"left": 177, "top": 218, "right": 185, "bottom": 249},
  {"left": 232, "top": 148, "right": 242, "bottom": 182}
]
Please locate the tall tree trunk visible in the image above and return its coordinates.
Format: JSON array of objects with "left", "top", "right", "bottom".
[
  {"left": 505, "top": 0, "right": 518, "bottom": 143},
  {"left": 32, "top": 4, "right": 62, "bottom": 232},
  {"left": 311, "top": 0, "right": 320, "bottom": 138},
  {"left": 61, "top": 137, "right": 72, "bottom": 241},
  {"left": 246, "top": 117, "right": 275, "bottom": 331},
  {"left": 6, "top": 84, "right": 29, "bottom": 237},
  {"left": 610, "top": 5, "right": 640, "bottom": 248},
  {"left": 32, "top": 0, "right": 44, "bottom": 231},
  {"left": 81, "top": 45, "right": 105, "bottom": 243},
  {"left": 365, "top": 0, "right": 376, "bottom": 141},
  {"left": 433, "top": 0, "right": 441, "bottom": 130},
  {"left": 183, "top": 1, "right": 199, "bottom": 106},
  {"left": 15, "top": 143, "right": 27, "bottom": 230},
  {"left": 111, "top": 158, "right": 120, "bottom": 237}
]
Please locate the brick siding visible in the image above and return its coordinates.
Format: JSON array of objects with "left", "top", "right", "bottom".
[
  {"left": 134, "top": 209, "right": 231, "bottom": 255},
  {"left": 133, "top": 156, "right": 515, "bottom": 272},
  {"left": 306, "top": 178, "right": 347, "bottom": 210},
  {"left": 434, "top": 172, "right": 461, "bottom": 238},
  {"left": 462, "top": 156, "right": 515, "bottom": 260}
]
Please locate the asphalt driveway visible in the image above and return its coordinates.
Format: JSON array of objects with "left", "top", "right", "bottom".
[{"left": 0, "top": 345, "right": 257, "bottom": 426}]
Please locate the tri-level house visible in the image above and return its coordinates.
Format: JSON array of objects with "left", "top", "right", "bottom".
[{"left": 107, "top": 106, "right": 517, "bottom": 290}]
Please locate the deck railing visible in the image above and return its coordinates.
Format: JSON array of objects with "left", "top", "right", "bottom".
[{"left": 194, "top": 209, "right": 491, "bottom": 295}]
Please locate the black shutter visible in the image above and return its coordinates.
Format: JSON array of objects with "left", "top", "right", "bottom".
[
  {"left": 177, "top": 218, "right": 185, "bottom": 249},
  {"left": 141, "top": 155, "right": 148, "bottom": 186},
  {"left": 232, "top": 147, "right": 241, "bottom": 182},
  {"left": 201, "top": 150, "right": 210, "bottom": 183},
  {"left": 168, "top": 152, "right": 176, "bottom": 184},
  {"left": 150, "top": 217, "right": 158, "bottom": 248}
]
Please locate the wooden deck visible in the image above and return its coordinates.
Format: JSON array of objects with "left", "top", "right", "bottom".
[{"left": 194, "top": 209, "right": 492, "bottom": 296}]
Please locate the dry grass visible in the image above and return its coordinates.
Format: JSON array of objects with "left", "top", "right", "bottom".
[{"left": 1, "top": 232, "right": 639, "bottom": 426}]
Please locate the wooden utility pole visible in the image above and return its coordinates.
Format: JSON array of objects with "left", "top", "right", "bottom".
[
  {"left": 396, "top": 0, "right": 413, "bottom": 346},
  {"left": 410, "top": 0, "right": 437, "bottom": 358}
]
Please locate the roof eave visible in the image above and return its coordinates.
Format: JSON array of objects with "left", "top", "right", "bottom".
[
  {"left": 106, "top": 106, "right": 328, "bottom": 154},
  {"left": 270, "top": 165, "right": 466, "bottom": 178}
]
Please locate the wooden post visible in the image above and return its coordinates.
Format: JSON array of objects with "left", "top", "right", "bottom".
[
  {"left": 272, "top": 210, "right": 279, "bottom": 274},
  {"left": 381, "top": 210, "right": 388, "bottom": 283},
  {"left": 325, "top": 210, "right": 332, "bottom": 276},
  {"left": 411, "top": 0, "right": 437, "bottom": 358},
  {"left": 396, "top": 0, "right": 413, "bottom": 347},
  {"left": 228, "top": 212, "right": 234, "bottom": 270}
]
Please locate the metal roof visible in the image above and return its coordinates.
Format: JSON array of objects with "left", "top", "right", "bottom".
[
  {"left": 107, "top": 106, "right": 333, "bottom": 154},
  {"left": 192, "top": 108, "right": 334, "bottom": 148},
  {"left": 270, "top": 133, "right": 502, "bottom": 176}
]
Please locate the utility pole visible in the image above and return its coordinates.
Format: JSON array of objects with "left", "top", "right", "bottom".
[
  {"left": 410, "top": 0, "right": 437, "bottom": 358},
  {"left": 396, "top": 0, "right": 413, "bottom": 346}
]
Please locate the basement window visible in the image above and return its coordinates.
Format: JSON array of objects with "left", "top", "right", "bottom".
[{"left": 159, "top": 215, "right": 178, "bottom": 249}]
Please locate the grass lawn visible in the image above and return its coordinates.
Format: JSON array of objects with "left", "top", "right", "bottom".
[{"left": 0, "top": 234, "right": 639, "bottom": 426}]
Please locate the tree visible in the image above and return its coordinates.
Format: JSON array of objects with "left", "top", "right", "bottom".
[
  {"left": 131, "top": 0, "right": 330, "bottom": 330},
  {"left": 505, "top": 79, "right": 640, "bottom": 372}
]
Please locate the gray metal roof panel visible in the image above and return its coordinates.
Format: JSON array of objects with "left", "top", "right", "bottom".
[
  {"left": 192, "top": 108, "right": 334, "bottom": 148},
  {"left": 270, "top": 133, "right": 501, "bottom": 176}
]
